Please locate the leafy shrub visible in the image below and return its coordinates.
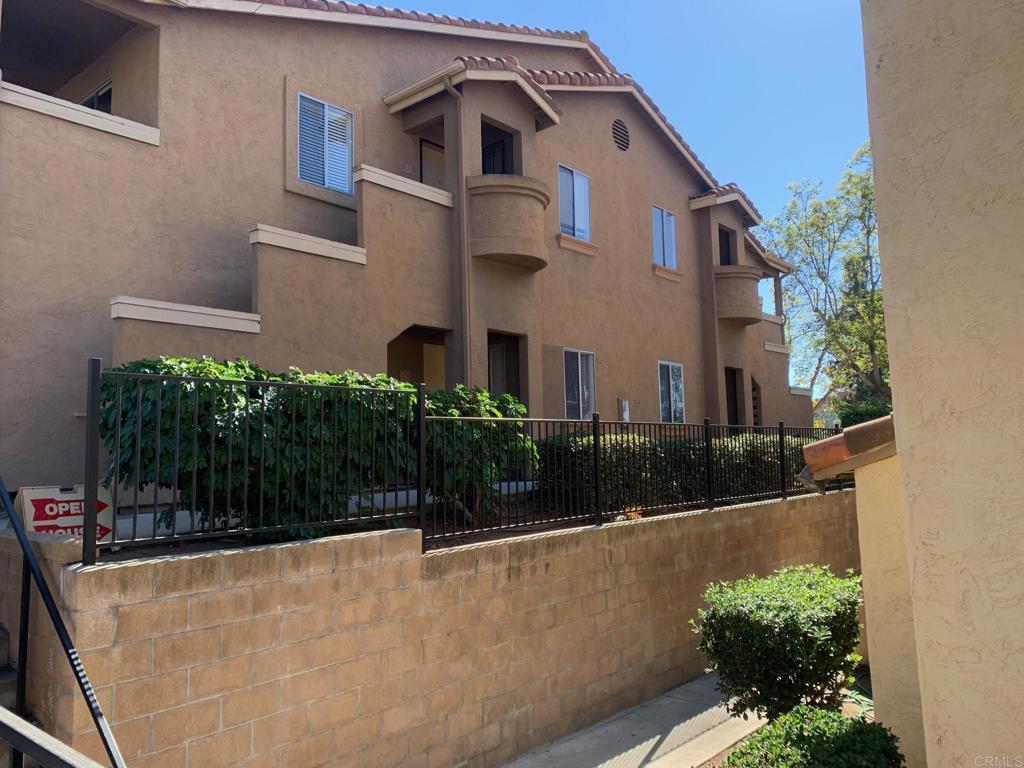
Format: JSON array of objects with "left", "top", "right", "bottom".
[
  {"left": 99, "top": 357, "right": 533, "bottom": 533},
  {"left": 722, "top": 706, "right": 905, "bottom": 768},
  {"left": 692, "top": 565, "right": 862, "bottom": 721},
  {"left": 536, "top": 432, "right": 665, "bottom": 515},
  {"left": 424, "top": 384, "right": 536, "bottom": 522}
]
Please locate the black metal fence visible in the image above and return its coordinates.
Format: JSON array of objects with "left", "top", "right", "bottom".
[{"left": 81, "top": 361, "right": 843, "bottom": 562}]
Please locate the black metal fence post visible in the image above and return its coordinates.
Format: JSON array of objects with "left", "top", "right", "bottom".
[
  {"left": 11, "top": 557, "right": 31, "bottom": 768},
  {"left": 82, "top": 358, "right": 101, "bottom": 566},
  {"left": 703, "top": 417, "right": 715, "bottom": 509},
  {"left": 591, "top": 412, "right": 602, "bottom": 525},
  {"left": 778, "top": 421, "right": 788, "bottom": 499},
  {"left": 416, "top": 383, "right": 427, "bottom": 550}
]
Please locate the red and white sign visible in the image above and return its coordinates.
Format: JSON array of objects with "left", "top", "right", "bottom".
[{"left": 15, "top": 485, "right": 114, "bottom": 543}]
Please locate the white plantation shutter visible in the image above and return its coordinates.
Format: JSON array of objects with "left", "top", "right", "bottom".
[
  {"left": 573, "top": 171, "right": 590, "bottom": 241},
  {"left": 298, "top": 94, "right": 353, "bottom": 194},
  {"left": 664, "top": 211, "right": 677, "bottom": 270},
  {"left": 325, "top": 105, "right": 352, "bottom": 193},
  {"left": 652, "top": 207, "right": 665, "bottom": 265}
]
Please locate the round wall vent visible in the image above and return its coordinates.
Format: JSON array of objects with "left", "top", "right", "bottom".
[{"left": 611, "top": 119, "right": 630, "bottom": 151}]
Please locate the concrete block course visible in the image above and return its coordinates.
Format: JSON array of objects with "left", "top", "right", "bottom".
[{"left": 0, "top": 492, "right": 858, "bottom": 767}]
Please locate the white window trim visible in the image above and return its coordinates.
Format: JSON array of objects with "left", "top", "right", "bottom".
[
  {"left": 249, "top": 223, "right": 366, "bottom": 264},
  {"left": 558, "top": 164, "right": 591, "bottom": 242},
  {"left": 110, "top": 296, "right": 261, "bottom": 334},
  {"left": 652, "top": 205, "right": 677, "bottom": 270},
  {"left": 658, "top": 360, "right": 686, "bottom": 424},
  {"left": 563, "top": 347, "right": 596, "bottom": 420},
  {"left": 297, "top": 92, "right": 354, "bottom": 195},
  {"left": 0, "top": 81, "right": 160, "bottom": 146}
]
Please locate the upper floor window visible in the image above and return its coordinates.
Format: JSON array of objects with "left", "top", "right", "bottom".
[
  {"left": 298, "top": 93, "right": 353, "bottom": 195},
  {"left": 718, "top": 225, "right": 736, "bottom": 266},
  {"left": 564, "top": 348, "right": 596, "bottom": 420},
  {"left": 558, "top": 165, "right": 591, "bottom": 242},
  {"left": 659, "top": 361, "right": 685, "bottom": 424},
  {"left": 80, "top": 81, "right": 112, "bottom": 114},
  {"left": 652, "top": 206, "right": 677, "bottom": 270}
]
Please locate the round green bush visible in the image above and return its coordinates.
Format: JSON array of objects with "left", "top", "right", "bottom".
[
  {"left": 692, "top": 565, "right": 862, "bottom": 721},
  {"left": 722, "top": 706, "right": 905, "bottom": 768}
]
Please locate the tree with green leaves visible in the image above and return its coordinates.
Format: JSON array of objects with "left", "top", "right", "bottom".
[{"left": 759, "top": 143, "right": 891, "bottom": 425}]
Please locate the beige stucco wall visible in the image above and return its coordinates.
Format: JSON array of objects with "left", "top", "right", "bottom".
[
  {"left": 861, "top": 0, "right": 1024, "bottom": 762},
  {"left": 0, "top": 0, "right": 808, "bottom": 491},
  {"left": 853, "top": 455, "right": 925, "bottom": 767},
  {"left": 1, "top": 491, "right": 858, "bottom": 768}
]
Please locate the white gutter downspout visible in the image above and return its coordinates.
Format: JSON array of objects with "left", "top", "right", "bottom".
[{"left": 443, "top": 75, "right": 472, "bottom": 384}]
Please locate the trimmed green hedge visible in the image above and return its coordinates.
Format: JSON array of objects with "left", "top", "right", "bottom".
[
  {"left": 99, "top": 357, "right": 534, "bottom": 534},
  {"left": 722, "top": 706, "right": 905, "bottom": 768},
  {"left": 536, "top": 433, "right": 666, "bottom": 515},
  {"left": 692, "top": 565, "right": 863, "bottom": 721},
  {"left": 538, "top": 432, "right": 817, "bottom": 514}
]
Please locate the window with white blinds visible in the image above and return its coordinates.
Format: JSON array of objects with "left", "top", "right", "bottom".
[
  {"left": 298, "top": 93, "right": 353, "bottom": 194},
  {"left": 558, "top": 164, "right": 591, "bottom": 242},
  {"left": 652, "top": 206, "right": 677, "bottom": 270},
  {"left": 564, "top": 348, "right": 596, "bottom": 420}
]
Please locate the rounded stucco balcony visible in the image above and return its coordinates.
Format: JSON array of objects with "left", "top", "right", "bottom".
[
  {"left": 466, "top": 174, "right": 550, "bottom": 271},
  {"left": 714, "top": 265, "right": 764, "bottom": 325}
]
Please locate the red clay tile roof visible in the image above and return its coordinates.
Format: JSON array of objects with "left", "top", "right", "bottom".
[
  {"left": 455, "top": 56, "right": 562, "bottom": 117},
  {"left": 247, "top": 0, "right": 617, "bottom": 71}
]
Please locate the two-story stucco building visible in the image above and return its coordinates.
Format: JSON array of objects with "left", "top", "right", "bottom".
[{"left": 0, "top": 0, "right": 812, "bottom": 488}]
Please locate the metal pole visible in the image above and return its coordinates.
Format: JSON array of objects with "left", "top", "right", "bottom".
[
  {"left": 0, "top": 475, "right": 126, "bottom": 768},
  {"left": 778, "top": 421, "right": 788, "bottom": 499},
  {"left": 11, "top": 557, "right": 30, "bottom": 768},
  {"left": 416, "top": 383, "right": 427, "bottom": 551},
  {"left": 592, "top": 412, "right": 602, "bottom": 525},
  {"left": 703, "top": 417, "right": 715, "bottom": 510},
  {"left": 83, "top": 358, "right": 101, "bottom": 566}
]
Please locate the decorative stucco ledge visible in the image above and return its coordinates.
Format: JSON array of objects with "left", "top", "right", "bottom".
[
  {"left": 110, "top": 296, "right": 261, "bottom": 334},
  {"left": 354, "top": 164, "right": 454, "bottom": 208},
  {"left": 789, "top": 386, "right": 813, "bottom": 397},
  {"left": 0, "top": 81, "right": 160, "bottom": 146},
  {"left": 764, "top": 341, "right": 790, "bottom": 354},
  {"left": 249, "top": 224, "right": 367, "bottom": 264}
]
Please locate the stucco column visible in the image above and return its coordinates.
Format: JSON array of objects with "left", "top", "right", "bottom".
[
  {"left": 696, "top": 207, "right": 722, "bottom": 421},
  {"left": 862, "top": 0, "right": 1024, "bottom": 762}
]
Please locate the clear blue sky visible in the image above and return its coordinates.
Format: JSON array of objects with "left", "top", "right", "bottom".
[{"left": 415, "top": 0, "right": 869, "bottom": 219}]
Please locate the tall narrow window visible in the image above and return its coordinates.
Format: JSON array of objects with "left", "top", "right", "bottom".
[
  {"left": 652, "top": 206, "right": 677, "bottom": 270},
  {"left": 558, "top": 165, "right": 591, "bottom": 242},
  {"left": 298, "top": 93, "right": 353, "bottom": 194},
  {"left": 718, "top": 226, "right": 735, "bottom": 266},
  {"left": 564, "top": 349, "right": 596, "bottom": 420},
  {"left": 658, "top": 361, "right": 685, "bottom": 423}
]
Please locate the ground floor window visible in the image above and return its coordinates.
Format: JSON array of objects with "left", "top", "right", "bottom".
[
  {"left": 564, "top": 349, "right": 596, "bottom": 420},
  {"left": 659, "top": 361, "right": 685, "bottom": 423}
]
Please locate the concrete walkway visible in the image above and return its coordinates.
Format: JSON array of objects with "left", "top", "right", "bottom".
[{"left": 502, "top": 675, "right": 765, "bottom": 768}]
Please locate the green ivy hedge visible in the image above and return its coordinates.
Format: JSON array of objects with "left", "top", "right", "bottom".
[
  {"left": 99, "top": 357, "right": 534, "bottom": 534},
  {"left": 692, "top": 565, "right": 863, "bottom": 721},
  {"left": 722, "top": 706, "right": 905, "bottom": 768}
]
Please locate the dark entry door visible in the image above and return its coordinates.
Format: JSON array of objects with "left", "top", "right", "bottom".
[
  {"left": 487, "top": 333, "right": 521, "bottom": 399},
  {"left": 725, "top": 368, "right": 742, "bottom": 425}
]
